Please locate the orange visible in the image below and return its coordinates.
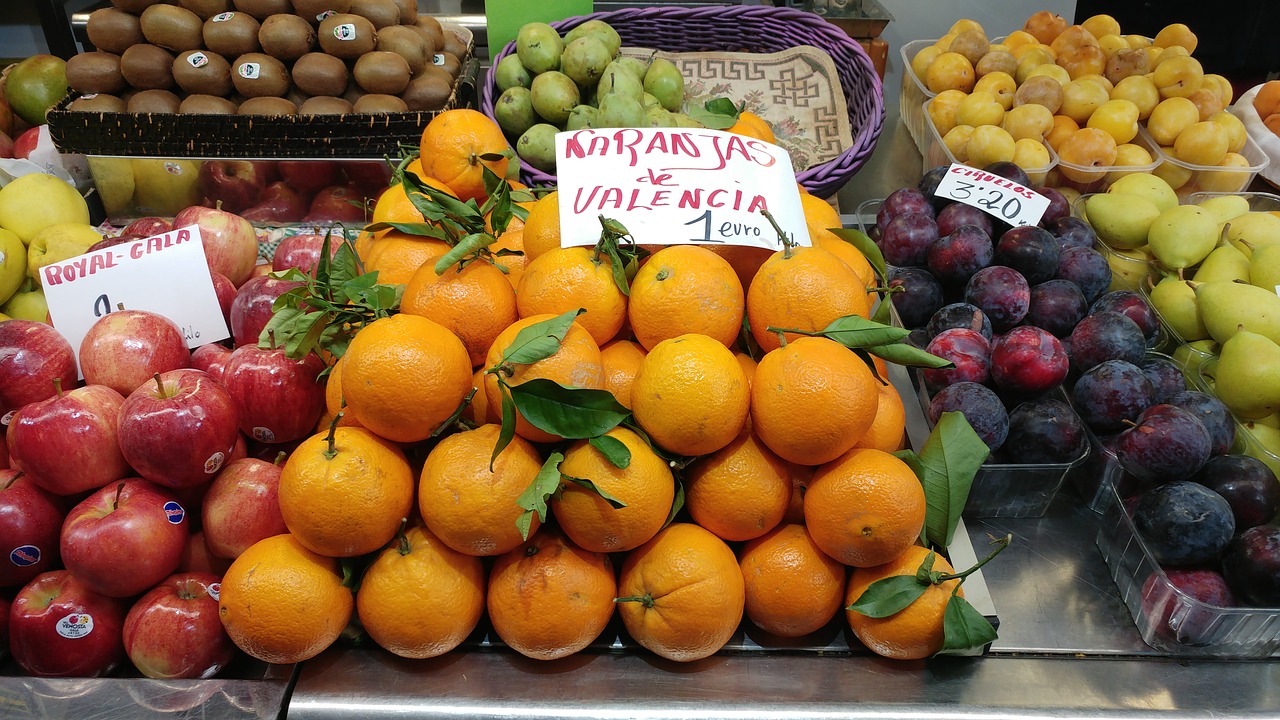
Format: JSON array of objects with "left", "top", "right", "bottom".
[
  {"left": 741, "top": 523, "right": 845, "bottom": 637},
  {"left": 279, "top": 426, "right": 414, "bottom": 557},
  {"left": 813, "top": 229, "right": 875, "bottom": 288},
  {"left": 418, "top": 108, "right": 510, "bottom": 203},
  {"left": 462, "top": 367, "right": 489, "bottom": 425},
  {"left": 735, "top": 352, "right": 757, "bottom": 394},
  {"left": 628, "top": 245, "right": 744, "bottom": 350},
  {"left": 371, "top": 172, "right": 456, "bottom": 226},
  {"left": 708, "top": 244, "right": 772, "bottom": 292},
  {"left": 747, "top": 246, "right": 870, "bottom": 353},
  {"left": 341, "top": 314, "right": 473, "bottom": 443},
  {"left": 356, "top": 525, "right": 485, "bottom": 659},
  {"left": 685, "top": 429, "right": 791, "bottom": 542},
  {"left": 800, "top": 192, "right": 841, "bottom": 235},
  {"left": 483, "top": 314, "right": 603, "bottom": 444},
  {"left": 419, "top": 423, "right": 543, "bottom": 556},
  {"left": 517, "top": 247, "right": 627, "bottom": 345},
  {"left": 487, "top": 529, "right": 616, "bottom": 660},
  {"left": 600, "top": 339, "right": 646, "bottom": 410},
  {"left": 400, "top": 258, "right": 518, "bottom": 367},
  {"left": 552, "top": 426, "right": 674, "bottom": 553},
  {"left": 855, "top": 381, "right": 907, "bottom": 453},
  {"left": 630, "top": 333, "right": 750, "bottom": 457},
  {"left": 490, "top": 226, "right": 526, "bottom": 290},
  {"left": 728, "top": 111, "right": 776, "bottom": 144},
  {"left": 616, "top": 523, "right": 745, "bottom": 662},
  {"left": 323, "top": 355, "right": 363, "bottom": 428},
  {"left": 845, "top": 544, "right": 962, "bottom": 660},
  {"left": 1255, "top": 81, "right": 1280, "bottom": 118},
  {"left": 353, "top": 229, "right": 379, "bottom": 260},
  {"left": 805, "top": 447, "right": 926, "bottom": 567},
  {"left": 218, "top": 533, "right": 353, "bottom": 664},
  {"left": 1265, "top": 113, "right": 1280, "bottom": 138},
  {"left": 520, "top": 190, "right": 561, "bottom": 263},
  {"left": 362, "top": 231, "right": 451, "bottom": 286},
  {"left": 751, "top": 336, "right": 878, "bottom": 465},
  {"left": 782, "top": 464, "right": 816, "bottom": 524}
]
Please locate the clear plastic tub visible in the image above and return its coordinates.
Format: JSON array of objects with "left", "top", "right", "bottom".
[
  {"left": 1187, "top": 190, "right": 1280, "bottom": 212},
  {"left": 1149, "top": 130, "right": 1271, "bottom": 199},
  {"left": 922, "top": 100, "right": 1059, "bottom": 185},
  {"left": 1070, "top": 192, "right": 1157, "bottom": 293},
  {"left": 1192, "top": 357, "right": 1280, "bottom": 478},
  {"left": 1047, "top": 126, "right": 1163, "bottom": 194},
  {"left": 898, "top": 39, "right": 938, "bottom": 154}
]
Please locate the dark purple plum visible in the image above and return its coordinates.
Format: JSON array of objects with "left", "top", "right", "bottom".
[
  {"left": 928, "top": 381, "right": 1009, "bottom": 451},
  {"left": 879, "top": 211, "right": 940, "bottom": 268},
  {"left": 888, "top": 266, "right": 945, "bottom": 329},
  {"left": 1142, "top": 357, "right": 1187, "bottom": 404},
  {"left": 906, "top": 327, "right": 931, "bottom": 349},
  {"left": 1071, "top": 359, "right": 1156, "bottom": 432},
  {"left": 1168, "top": 390, "right": 1234, "bottom": 456},
  {"left": 1141, "top": 568, "right": 1238, "bottom": 645},
  {"left": 923, "top": 328, "right": 991, "bottom": 392},
  {"left": 1222, "top": 525, "right": 1280, "bottom": 606},
  {"left": 1025, "top": 279, "right": 1088, "bottom": 338},
  {"left": 927, "top": 225, "right": 994, "bottom": 285},
  {"left": 1068, "top": 311, "right": 1147, "bottom": 373},
  {"left": 1046, "top": 216, "right": 1099, "bottom": 251},
  {"left": 926, "top": 302, "right": 993, "bottom": 341},
  {"left": 1090, "top": 290, "right": 1159, "bottom": 343},
  {"left": 1036, "top": 186, "right": 1071, "bottom": 225},
  {"left": 877, "top": 187, "right": 935, "bottom": 229},
  {"left": 964, "top": 266, "right": 1030, "bottom": 333},
  {"left": 1117, "top": 403, "right": 1213, "bottom": 482},
  {"left": 983, "top": 161, "right": 1033, "bottom": 188},
  {"left": 1133, "top": 481, "right": 1236, "bottom": 566},
  {"left": 1192, "top": 455, "right": 1280, "bottom": 532},
  {"left": 990, "top": 325, "right": 1069, "bottom": 395},
  {"left": 994, "top": 225, "right": 1061, "bottom": 284},
  {"left": 936, "top": 203, "right": 994, "bottom": 237},
  {"left": 1055, "top": 246, "right": 1112, "bottom": 304},
  {"left": 1004, "top": 398, "right": 1086, "bottom": 463},
  {"left": 916, "top": 166, "right": 951, "bottom": 211}
]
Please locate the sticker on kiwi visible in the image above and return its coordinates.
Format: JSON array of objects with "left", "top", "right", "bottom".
[
  {"left": 316, "top": 10, "right": 336, "bottom": 22},
  {"left": 211, "top": 12, "right": 235, "bottom": 22},
  {"left": 238, "top": 63, "right": 261, "bottom": 80},
  {"left": 187, "top": 52, "right": 210, "bottom": 69},
  {"left": 333, "top": 23, "right": 359, "bottom": 41},
  {"left": 433, "top": 53, "right": 445, "bottom": 65}
]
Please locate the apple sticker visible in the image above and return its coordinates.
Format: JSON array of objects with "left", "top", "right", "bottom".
[
  {"left": 163, "top": 501, "right": 186, "bottom": 525},
  {"left": 56, "top": 613, "right": 94, "bottom": 639},
  {"left": 9, "top": 545, "right": 40, "bottom": 567}
]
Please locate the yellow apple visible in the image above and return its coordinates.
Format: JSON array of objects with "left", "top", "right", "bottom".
[
  {"left": 27, "top": 223, "right": 104, "bottom": 285},
  {"left": 0, "top": 174, "right": 91, "bottom": 247},
  {"left": 1, "top": 285, "right": 47, "bottom": 323},
  {"left": 0, "top": 228, "right": 26, "bottom": 305},
  {"left": 132, "top": 159, "right": 202, "bottom": 217}
]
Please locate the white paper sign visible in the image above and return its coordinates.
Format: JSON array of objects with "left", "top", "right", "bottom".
[
  {"left": 554, "top": 128, "right": 811, "bottom": 250},
  {"left": 41, "top": 225, "right": 230, "bottom": 372},
  {"left": 933, "top": 164, "right": 1050, "bottom": 228}
]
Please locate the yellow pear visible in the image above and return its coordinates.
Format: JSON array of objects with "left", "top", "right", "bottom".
[
  {"left": 1195, "top": 194, "right": 1249, "bottom": 226},
  {"left": 1226, "top": 212, "right": 1280, "bottom": 258},
  {"left": 86, "top": 157, "right": 137, "bottom": 220},
  {"left": 131, "top": 159, "right": 202, "bottom": 217},
  {"left": 1107, "top": 172, "right": 1178, "bottom": 212}
]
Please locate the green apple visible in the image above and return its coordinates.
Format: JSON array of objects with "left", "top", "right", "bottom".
[
  {"left": 27, "top": 223, "right": 103, "bottom": 285},
  {"left": 1, "top": 284, "right": 48, "bottom": 322},
  {"left": 131, "top": 159, "right": 202, "bottom": 217},
  {"left": 0, "top": 173, "right": 91, "bottom": 246},
  {"left": 0, "top": 228, "right": 25, "bottom": 305}
]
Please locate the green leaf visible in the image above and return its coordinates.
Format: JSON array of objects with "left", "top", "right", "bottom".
[
  {"left": 327, "top": 240, "right": 361, "bottom": 289},
  {"left": 432, "top": 232, "right": 495, "bottom": 275},
  {"left": 828, "top": 227, "right": 886, "bottom": 282},
  {"left": 918, "top": 411, "right": 990, "bottom": 549},
  {"left": 269, "top": 267, "right": 309, "bottom": 283},
  {"left": 703, "top": 97, "right": 738, "bottom": 116},
  {"left": 515, "top": 452, "right": 564, "bottom": 541},
  {"left": 431, "top": 388, "right": 476, "bottom": 438},
  {"left": 404, "top": 170, "right": 481, "bottom": 224},
  {"left": 362, "top": 221, "right": 449, "bottom": 241},
  {"left": 687, "top": 106, "right": 736, "bottom": 130},
  {"left": 872, "top": 297, "right": 893, "bottom": 325},
  {"left": 846, "top": 574, "right": 928, "bottom": 618},
  {"left": 501, "top": 309, "right": 584, "bottom": 366},
  {"left": 588, "top": 434, "right": 631, "bottom": 469},
  {"left": 258, "top": 305, "right": 305, "bottom": 349},
  {"left": 339, "top": 271, "right": 380, "bottom": 304},
  {"left": 282, "top": 311, "right": 327, "bottom": 359},
  {"left": 270, "top": 286, "right": 309, "bottom": 313},
  {"left": 491, "top": 387, "right": 518, "bottom": 471},
  {"left": 938, "top": 595, "right": 998, "bottom": 655},
  {"left": 509, "top": 379, "right": 630, "bottom": 440},
  {"left": 664, "top": 478, "right": 684, "bottom": 528},
  {"left": 561, "top": 473, "right": 628, "bottom": 508},
  {"left": 892, "top": 449, "right": 924, "bottom": 476},
  {"left": 819, "top": 315, "right": 911, "bottom": 348},
  {"left": 867, "top": 343, "right": 954, "bottom": 369}
]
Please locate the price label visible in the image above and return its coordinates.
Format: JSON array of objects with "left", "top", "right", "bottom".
[
  {"left": 554, "top": 127, "right": 810, "bottom": 251},
  {"left": 41, "top": 225, "right": 230, "bottom": 376},
  {"left": 933, "top": 164, "right": 1050, "bottom": 228}
]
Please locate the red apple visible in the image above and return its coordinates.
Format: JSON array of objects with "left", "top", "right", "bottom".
[
  {"left": 196, "top": 160, "right": 269, "bottom": 214},
  {"left": 61, "top": 479, "right": 189, "bottom": 597},
  {"left": 0, "top": 470, "right": 64, "bottom": 587},
  {"left": 123, "top": 572, "right": 234, "bottom": 679},
  {"left": 0, "top": 427, "right": 8, "bottom": 468},
  {"left": 123, "top": 217, "right": 173, "bottom": 237},
  {"left": 9, "top": 570, "right": 128, "bottom": 677},
  {"left": 279, "top": 160, "right": 342, "bottom": 196},
  {"left": 229, "top": 433, "right": 248, "bottom": 463},
  {"left": 303, "top": 184, "right": 366, "bottom": 224},
  {"left": 0, "top": 130, "right": 13, "bottom": 159},
  {"left": 0, "top": 594, "right": 9, "bottom": 649},
  {"left": 210, "top": 271, "right": 236, "bottom": 328},
  {"left": 221, "top": 346, "right": 326, "bottom": 445},
  {"left": 229, "top": 274, "right": 304, "bottom": 347},
  {"left": 341, "top": 160, "right": 393, "bottom": 192},
  {"left": 79, "top": 309, "right": 191, "bottom": 397},
  {"left": 241, "top": 181, "right": 308, "bottom": 224},
  {"left": 202, "top": 457, "right": 287, "bottom": 560},
  {"left": 12, "top": 127, "right": 40, "bottom": 160},
  {"left": 190, "top": 343, "right": 233, "bottom": 383},
  {"left": 86, "top": 233, "right": 144, "bottom": 253},
  {"left": 272, "top": 233, "right": 339, "bottom": 275},
  {"left": 118, "top": 369, "right": 240, "bottom": 489},
  {"left": 0, "top": 319, "right": 78, "bottom": 425},
  {"left": 6, "top": 381, "right": 129, "bottom": 496},
  {"left": 178, "top": 530, "right": 231, "bottom": 575},
  {"left": 172, "top": 205, "right": 261, "bottom": 286},
  {"left": 250, "top": 263, "right": 273, "bottom": 280}
]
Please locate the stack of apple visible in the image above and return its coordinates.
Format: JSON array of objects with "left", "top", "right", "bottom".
[{"left": 0, "top": 205, "right": 336, "bottom": 679}]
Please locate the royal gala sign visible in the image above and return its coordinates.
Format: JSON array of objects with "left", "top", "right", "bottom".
[
  {"left": 554, "top": 128, "right": 812, "bottom": 250},
  {"left": 42, "top": 225, "right": 230, "bottom": 366}
]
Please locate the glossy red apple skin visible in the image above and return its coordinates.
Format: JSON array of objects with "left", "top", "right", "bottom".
[
  {"left": 12, "top": 127, "right": 39, "bottom": 160},
  {"left": 196, "top": 160, "right": 269, "bottom": 214},
  {"left": 178, "top": 529, "right": 231, "bottom": 575},
  {"left": 190, "top": 343, "right": 233, "bottom": 383},
  {"left": 241, "top": 181, "right": 308, "bottom": 224},
  {"left": 221, "top": 346, "right": 326, "bottom": 445},
  {"left": 279, "top": 160, "right": 342, "bottom": 196},
  {"left": 0, "top": 427, "right": 8, "bottom": 468},
  {"left": 303, "top": 184, "right": 366, "bottom": 224},
  {"left": 0, "top": 470, "right": 64, "bottom": 587},
  {"left": 229, "top": 275, "right": 304, "bottom": 347},
  {"left": 172, "top": 206, "right": 261, "bottom": 287},
  {"left": 210, "top": 271, "right": 236, "bottom": 327},
  {"left": 9, "top": 570, "right": 128, "bottom": 677},
  {"left": 87, "top": 233, "right": 143, "bottom": 254},
  {"left": 272, "top": 234, "right": 337, "bottom": 275},
  {"left": 341, "top": 160, "right": 393, "bottom": 192},
  {"left": 60, "top": 479, "right": 189, "bottom": 598},
  {"left": 123, "top": 217, "right": 173, "bottom": 238},
  {"left": 202, "top": 457, "right": 287, "bottom": 560},
  {"left": 0, "top": 320, "right": 78, "bottom": 425},
  {"left": 118, "top": 369, "right": 240, "bottom": 489},
  {"left": 123, "top": 572, "right": 235, "bottom": 679},
  {"left": 6, "top": 383, "right": 129, "bottom": 496},
  {"left": 79, "top": 310, "right": 191, "bottom": 397}
]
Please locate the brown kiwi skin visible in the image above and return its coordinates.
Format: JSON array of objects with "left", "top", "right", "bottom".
[
  {"left": 232, "top": 53, "right": 291, "bottom": 97},
  {"left": 120, "top": 44, "right": 177, "bottom": 90},
  {"left": 291, "top": 53, "right": 348, "bottom": 97},
  {"left": 299, "top": 95, "right": 353, "bottom": 114},
  {"left": 68, "top": 94, "right": 128, "bottom": 113},
  {"left": 180, "top": 94, "right": 240, "bottom": 114},
  {"left": 347, "top": 0, "right": 399, "bottom": 30},
  {"left": 203, "top": 12, "right": 262, "bottom": 56},
  {"left": 112, "top": 0, "right": 164, "bottom": 12},
  {"left": 353, "top": 51, "right": 410, "bottom": 95},
  {"left": 232, "top": 0, "right": 291, "bottom": 20},
  {"left": 391, "top": 0, "right": 415, "bottom": 25},
  {"left": 128, "top": 89, "right": 183, "bottom": 114},
  {"left": 436, "top": 52, "right": 461, "bottom": 79},
  {"left": 415, "top": 15, "right": 445, "bottom": 53},
  {"left": 238, "top": 96, "right": 298, "bottom": 115},
  {"left": 318, "top": 14, "right": 377, "bottom": 59},
  {"left": 401, "top": 72, "right": 452, "bottom": 111},
  {"left": 173, "top": 49, "right": 234, "bottom": 96},
  {"left": 178, "top": 0, "right": 233, "bottom": 19},
  {"left": 140, "top": 5, "right": 205, "bottom": 52},
  {"left": 87, "top": 9, "right": 145, "bottom": 55},
  {"left": 353, "top": 94, "right": 407, "bottom": 114},
  {"left": 440, "top": 29, "right": 468, "bottom": 59},
  {"left": 67, "top": 52, "right": 128, "bottom": 95},
  {"left": 291, "top": 0, "right": 353, "bottom": 24},
  {"left": 259, "top": 14, "right": 316, "bottom": 61},
  {"left": 376, "top": 25, "right": 429, "bottom": 76}
]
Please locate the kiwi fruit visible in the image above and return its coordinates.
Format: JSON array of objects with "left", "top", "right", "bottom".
[
  {"left": 353, "top": 51, "right": 409, "bottom": 95},
  {"left": 353, "top": 93, "right": 406, "bottom": 113},
  {"left": 66, "top": 52, "right": 127, "bottom": 95},
  {"left": 140, "top": 5, "right": 205, "bottom": 52},
  {"left": 179, "top": 93, "right": 240, "bottom": 114},
  {"left": 68, "top": 94, "right": 128, "bottom": 113},
  {"left": 112, "top": 0, "right": 163, "bottom": 12},
  {"left": 86, "top": 8, "right": 145, "bottom": 55},
  {"left": 415, "top": 15, "right": 445, "bottom": 52},
  {"left": 120, "top": 44, "right": 176, "bottom": 90},
  {"left": 128, "top": 89, "right": 182, "bottom": 114},
  {"left": 259, "top": 14, "right": 316, "bottom": 60},
  {"left": 238, "top": 96, "right": 297, "bottom": 115},
  {"left": 376, "top": 25, "right": 429, "bottom": 76},
  {"left": 291, "top": 0, "right": 352, "bottom": 23},
  {"left": 318, "top": 14, "right": 377, "bottom": 59},
  {"left": 204, "top": 12, "right": 261, "bottom": 56},
  {"left": 173, "top": 49, "right": 234, "bottom": 95},
  {"left": 435, "top": 51, "right": 461, "bottom": 79},
  {"left": 232, "top": 0, "right": 291, "bottom": 19},
  {"left": 178, "top": 0, "right": 232, "bottom": 19},
  {"left": 348, "top": 0, "right": 399, "bottom": 30},
  {"left": 341, "top": 85, "right": 364, "bottom": 104},
  {"left": 232, "top": 52, "right": 290, "bottom": 97},
  {"left": 401, "top": 71, "right": 451, "bottom": 111},
  {"left": 299, "top": 95, "right": 353, "bottom": 114},
  {"left": 292, "top": 53, "right": 348, "bottom": 96},
  {"left": 391, "top": 0, "right": 415, "bottom": 25},
  {"left": 440, "top": 30, "right": 467, "bottom": 59}
]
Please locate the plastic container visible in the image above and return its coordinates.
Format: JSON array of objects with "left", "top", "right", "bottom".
[
  {"left": 1149, "top": 130, "right": 1270, "bottom": 199},
  {"left": 1070, "top": 192, "right": 1157, "bottom": 293},
  {"left": 1192, "top": 357, "right": 1280, "bottom": 478},
  {"left": 1046, "top": 126, "right": 1163, "bottom": 194},
  {"left": 1187, "top": 190, "right": 1280, "bottom": 212},
  {"left": 898, "top": 39, "right": 938, "bottom": 153},
  {"left": 922, "top": 100, "right": 1058, "bottom": 185}
]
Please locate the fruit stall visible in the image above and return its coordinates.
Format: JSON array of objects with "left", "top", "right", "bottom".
[{"left": 1, "top": 1, "right": 1280, "bottom": 718}]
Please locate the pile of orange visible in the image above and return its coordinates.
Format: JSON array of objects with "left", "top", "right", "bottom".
[{"left": 218, "top": 108, "right": 954, "bottom": 668}]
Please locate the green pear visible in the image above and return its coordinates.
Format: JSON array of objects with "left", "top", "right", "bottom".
[
  {"left": 1149, "top": 276, "right": 1207, "bottom": 341},
  {"left": 643, "top": 57, "right": 684, "bottom": 113},
  {"left": 1196, "top": 194, "right": 1250, "bottom": 225},
  {"left": 1213, "top": 329, "right": 1280, "bottom": 420},
  {"left": 596, "top": 92, "right": 645, "bottom": 129},
  {"left": 1148, "top": 205, "right": 1218, "bottom": 271},
  {"left": 1085, "top": 193, "right": 1161, "bottom": 250},
  {"left": 1107, "top": 173, "right": 1178, "bottom": 212},
  {"left": 617, "top": 56, "right": 651, "bottom": 82},
  {"left": 597, "top": 61, "right": 644, "bottom": 102},
  {"left": 1096, "top": 243, "right": 1153, "bottom": 291},
  {"left": 1241, "top": 422, "right": 1280, "bottom": 475},
  {"left": 1192, "top": 244, "right": 1250, "bottom": 283},
  {"left": 1255, "top": 413, "right": 1280, "bottom": 430},
  {"left": 1171, "top": 338, "right": 1219, "bottom": 374},
  {"left": 1196, "top": 280, "right": 1280, "bottom": 344},
  {"left": 1226, "top": 212, "right": 1280, "bottom": 258},
  {"left": 1248, "top": 243, "right": 1280, "bottom": 293}
]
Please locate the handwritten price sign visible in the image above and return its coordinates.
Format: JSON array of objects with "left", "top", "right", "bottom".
[
  {"left": 933, "top": 164, "right": 1050, "bottom": 228},
  {"left": 554, "top": 128, "right": 811, "bottom": 250}
]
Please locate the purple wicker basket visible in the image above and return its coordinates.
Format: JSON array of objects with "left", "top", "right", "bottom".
[{"left": 480, "top": 5, "right": 884, "bottom": 198}]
